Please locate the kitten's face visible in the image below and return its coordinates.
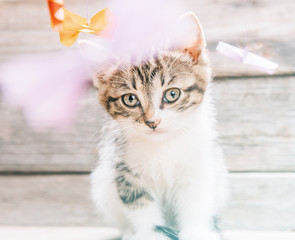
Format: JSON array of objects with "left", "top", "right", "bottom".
[{"left": 95, "top": 51, "right": 211, "bottom": 138}]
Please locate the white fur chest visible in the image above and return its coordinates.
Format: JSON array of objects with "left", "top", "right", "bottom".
[{"left": 123, "top": 126, "right": 210, "bottom": 191}]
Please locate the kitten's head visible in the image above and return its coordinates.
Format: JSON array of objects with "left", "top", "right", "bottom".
[{"left": 93, "top": 13, "right": 211, "bottom": 138}]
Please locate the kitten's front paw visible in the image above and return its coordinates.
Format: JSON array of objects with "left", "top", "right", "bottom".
[
  {"left": 179, "top": 230, "right": 221, "bottom": 240},
  {"left": 129, "top": 231, "right": 171, "bottom": 240}
]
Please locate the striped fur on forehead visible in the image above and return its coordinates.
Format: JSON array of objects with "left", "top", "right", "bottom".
[{"left": 94, "top": 50, "right": 211, "bottom": 119}]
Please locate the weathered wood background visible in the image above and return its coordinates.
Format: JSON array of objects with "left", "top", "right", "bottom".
[
  {"left": 1, "top": 0, "right": 295, "bottom": 76},
  {"left": 0, "top": 0, "right": 295, "bottom": 231}
]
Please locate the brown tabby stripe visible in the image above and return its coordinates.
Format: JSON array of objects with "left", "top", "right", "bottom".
[
  {"left": 134, "top": 66, "right": 144, "bottom": 83},
  {"left": 132, "top": 77, "right": 137, "bottom": 90},
  {"left": 141, "top": 63, "right": 151, "bottom": 83},
  {"left": 107, "top": 96, "right": 119, "bottom": 110},
  {"left": 115, "top": 162, "right": 132, "bottom": 174},
  {"left": 113, "top": 111, "right": 130, "bottom": 117},
  {"left": 161, "top": 74, "right": 165, "bottom": 86},
  {"left": 150, "top": 66, "right": 159, "bottom": 81},
  {"left": 177, "top": 101, "right": 200, "bottom": 112},
  {"left": 167, "top": 76, "right": 177, "bottom": 85},
  {"left": 115, "top": 163, "right": 152, "bottom": 207},
  {"left": 184, "top": 84, "right": 205, "bottom": 94},
  {"left": 119, "top": 83, "right": 131, "bottom": 90}
]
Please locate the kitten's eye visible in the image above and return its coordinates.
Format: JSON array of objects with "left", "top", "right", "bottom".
[
  {"left": 163, "top": 88, "right": 181, "bottom": 103},
  {"left": 122, "top": 94, "right": 140, "bottom": 108}
]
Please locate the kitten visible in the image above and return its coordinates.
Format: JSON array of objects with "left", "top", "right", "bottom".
[{"left": 90, "top": 13, "right": 228, "bottom": 240}]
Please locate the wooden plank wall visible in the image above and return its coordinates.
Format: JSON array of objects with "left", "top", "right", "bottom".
[
  {"left": 1, "top": 0, "right": 295, "bottom": 76},
  {"left": 0, "top": 0, "right": 295, "bottom": 231}
]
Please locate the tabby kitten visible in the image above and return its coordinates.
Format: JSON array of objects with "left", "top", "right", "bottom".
[{"left": 90, "top": 13, "right": 228, "bottom": 240}]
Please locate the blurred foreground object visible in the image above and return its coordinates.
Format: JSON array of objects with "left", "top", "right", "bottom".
[
  {"left": 216, "top": 41, "right": 278, "bottom": 75},
  {"left": 47, "top": 0, "right": 64, "bottom": 31},
  {"left": 0, "top": 0, "right": 188, "bottom": 130},
  {"left": 47, "top": 0, "right": 112, "bottom": 46},
  {"left": 0, "top": 51, "right": 90, "bottom": 129}
]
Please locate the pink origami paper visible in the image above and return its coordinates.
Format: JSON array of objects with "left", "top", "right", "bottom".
[
  {"left": 0, "top": 51, "right": 91, "bottom": 129},
  {"left": 107, "top": 0, "right": 187, "bottom": 61},
  {"left": 216, "top": 41, "right": 278, "bottom": 75}
]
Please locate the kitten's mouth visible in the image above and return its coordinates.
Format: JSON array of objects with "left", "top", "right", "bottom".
[{"left": 147, "top": 129, "right": 166, "bottom": 135}]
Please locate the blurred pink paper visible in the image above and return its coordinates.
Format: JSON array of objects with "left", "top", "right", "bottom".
[
  {"left": 79, "top": 0, "right": 189, "bottom": 67},
  {"left": 0, "top": 0, "right": 190, "bottom": 130},
  {"left": 106, "top": 0, "right": 188, "bottom": 61},
  {"left": 216, "top": 41, "right": 278, "bottom": 75},
  {"left": 0, "top": 51, "right": 91, "bottom": 129}
]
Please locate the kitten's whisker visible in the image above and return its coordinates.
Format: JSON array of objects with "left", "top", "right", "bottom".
[{"left": 88, "top": 129, "right": 100, "bottom": 145}]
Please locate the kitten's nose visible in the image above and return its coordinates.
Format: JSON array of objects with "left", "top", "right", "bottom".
[{"left": 145, "top": 119, "right": 161, "bottom": 130}]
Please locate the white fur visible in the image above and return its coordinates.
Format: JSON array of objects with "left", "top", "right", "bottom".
[{"left": 91, "top": 88, "right": 228, "bottom": 240}]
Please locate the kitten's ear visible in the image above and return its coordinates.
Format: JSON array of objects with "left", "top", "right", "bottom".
[{"left": 177, "top": 12, "right": 207, "bottom": 63}]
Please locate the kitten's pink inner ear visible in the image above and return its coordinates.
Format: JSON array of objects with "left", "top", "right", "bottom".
[{"left": 178, "top": 12, "right": 206, "bottom": 63}]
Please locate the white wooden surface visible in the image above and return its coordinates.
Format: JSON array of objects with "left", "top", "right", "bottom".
[
  {"left": 0, "top": 227, "right": 121, "bottom": 240},
  {"left": 0, "top": 174, "right": 294, "bottom": 231},
  {"left": 0, "top": 227, "right": 294, "bottom": 240}
]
